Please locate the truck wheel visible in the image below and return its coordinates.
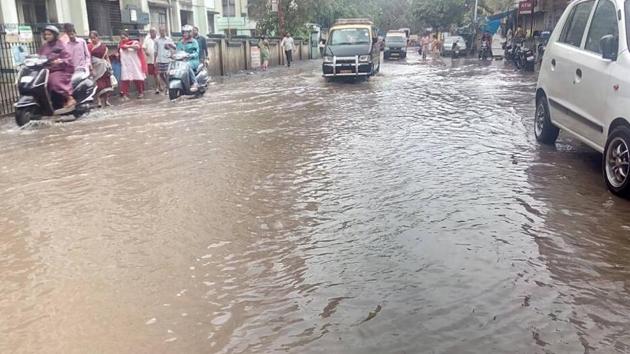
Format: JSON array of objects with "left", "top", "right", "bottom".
[
  {"left": 534, "top": 96, "right": 559, "bottom": 144},
  {"left": 604, "top": 126, "right": 630, "bottom": 197}
]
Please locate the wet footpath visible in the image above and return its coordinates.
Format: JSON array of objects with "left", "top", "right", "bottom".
[{"left": 2, "top": 53, "right": 630, "bottom": 353}]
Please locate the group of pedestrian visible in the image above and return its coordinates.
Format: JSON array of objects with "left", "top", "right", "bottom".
[
  {"left": 257, "top": 32, "right": 295, "bottom": 71},
  {"left": 420, "top": 34, "right": 442, "bottom": 60},
  {"left": 36, "top": 23, "right": 210, "bottom": 110}
]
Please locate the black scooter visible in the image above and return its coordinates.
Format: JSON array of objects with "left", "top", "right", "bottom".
[
  {"left": 14, "top": 55, "right": 96, "bottom": 127},
  {"left": 168, "top": 51, "right": 209, "bottom": 100}
]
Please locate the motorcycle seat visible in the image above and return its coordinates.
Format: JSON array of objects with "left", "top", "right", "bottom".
[{"left": 71, "top": 70, "right": 89, "bottom": 87}]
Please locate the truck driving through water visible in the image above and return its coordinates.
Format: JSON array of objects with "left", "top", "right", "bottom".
[{"left": 322, "top": 19, "right": 382, "bottom": 80}]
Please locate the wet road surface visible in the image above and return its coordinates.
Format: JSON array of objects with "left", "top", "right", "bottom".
[{"left": 2, "top": 53, "right": 630, "bottom": 353}]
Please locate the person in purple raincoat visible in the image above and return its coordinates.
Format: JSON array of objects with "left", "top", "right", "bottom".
[{"left": 38, "top": 25, "right": 76, "bottom": 110}]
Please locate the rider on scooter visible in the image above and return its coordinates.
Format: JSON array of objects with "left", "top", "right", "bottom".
[
  {"left": 38, "top": 25, "right": 76, "bottom": 111},
  {"left": 481, "top": 31, "right": 493, "bottom": 57},
  {"left": 174, "top": 25, "right": 200, "bottom": 92}
]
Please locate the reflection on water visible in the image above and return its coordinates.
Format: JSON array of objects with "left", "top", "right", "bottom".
[{"left": 2, "top": 54, "right": 630, "bottom": 353}]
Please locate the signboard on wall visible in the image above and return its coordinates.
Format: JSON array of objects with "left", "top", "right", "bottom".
[
  {"left": 271, "top": 0, "right": 278, "bottom": 12},
  {"left": 251, "top": 46, "right": 261, "bottom": 68},
  {"left": 5, "top": 24, "right": 19, "bottom": 43},
  {"left": 18, "top": 26, "right": 33, "bottom": 42}
]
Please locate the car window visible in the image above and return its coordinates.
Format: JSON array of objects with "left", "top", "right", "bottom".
[
  {"left": 330, "top": 28, "right": 371, "bottom": 46},
  {"left": 560, "top": 0, "right": 595, "bottom": 47},
  {"left": 585, "top": 0, "right": 618, "bottom": 53}
]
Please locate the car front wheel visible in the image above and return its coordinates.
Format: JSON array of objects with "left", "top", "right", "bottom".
[
  {"left": 534, "top": 96, "right": 559, "bottom": 144},
  {"left": 604, "top": 126, "right": 630, "bottom": 196}
]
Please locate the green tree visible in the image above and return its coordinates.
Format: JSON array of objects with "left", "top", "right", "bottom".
[{"left": 411, "top": 0, "right": 468, "bottom": 32}]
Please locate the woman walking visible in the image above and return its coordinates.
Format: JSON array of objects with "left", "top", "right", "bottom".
[
  {"left": 118, "top": 31, "right": 147, "bottom": 100},
  {"left": 88, "top": 31, "right": 113, "bottom": 107},
  {"left": 258, "top": 35, "right": 270, "bottom": 71}
]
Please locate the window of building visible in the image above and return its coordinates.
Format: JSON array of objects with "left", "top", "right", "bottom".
[
  {"left": 180, "top": 10, "right": 193, "bottom": 26},
  {"left": 17, "top": 0, "right": 48, "bottom": 24},
  {"left": 559, "top": 0, "right": 595, "bottom": 47},
  {"left": 150, "top": 6, "right": 168, "bottom": 33},
  {"left": 585, "top": 0, "right": 618, "bottom": 53},
  {"left": 207, "top": 12, "right": 216, "bottom": 34},
  {"left": 222, "top": 0, "right": 236, "bottom": 17},
  {"left": 86, "top": 0, "right": 122, "bottom": 36}
]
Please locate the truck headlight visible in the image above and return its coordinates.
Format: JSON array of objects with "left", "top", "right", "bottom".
[
  {"left": 323, "top": 56, "right": 333, "bottom": 63},
  {"left": 384, "top": 47, "right": 390, "bottom": 51},
  {"left": 359, "top": 55, "right": 370, "bottom": 62}
]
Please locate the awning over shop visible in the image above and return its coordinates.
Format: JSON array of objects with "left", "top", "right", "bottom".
[
  {"left": 487, "top": 9, "right": 516, "bottom": 21},
  {"left": 484, "top": 19, "right": 501, "bottom": 34}
]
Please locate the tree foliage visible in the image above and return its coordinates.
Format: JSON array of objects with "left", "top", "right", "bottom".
[{"left": 248, "top": 0, "right": 509, "bottom": 36}]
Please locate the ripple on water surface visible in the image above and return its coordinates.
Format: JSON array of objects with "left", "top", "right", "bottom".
[{"left": 1, "top": 57, "right": 630, "bottom": 353}]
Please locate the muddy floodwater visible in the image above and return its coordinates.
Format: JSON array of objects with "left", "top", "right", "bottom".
[{"left": 2, "top": 54, "right": 630, "bottom": 354}]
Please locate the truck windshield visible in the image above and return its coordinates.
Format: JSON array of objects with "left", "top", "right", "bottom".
[
  {"left": 386, "top": 36, "right": 405, "bottom": 43},
  {"left": 329, "top": 28, "right": 371, "bottom": 45}
]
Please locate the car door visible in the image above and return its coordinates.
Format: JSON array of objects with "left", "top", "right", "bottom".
[
  {"left": 569, "top": 0, "right": 620, "bottom": 150},
  {"left": 543, "top": 0, "right": 595, "bottom": 133}
]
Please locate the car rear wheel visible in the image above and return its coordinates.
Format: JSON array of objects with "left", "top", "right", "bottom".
[
  {"left": 534, "top": 96, "right": 559, "bottom": 144},
  {"left": 604, "top": 126, "right": 630, "bottom": 197}
]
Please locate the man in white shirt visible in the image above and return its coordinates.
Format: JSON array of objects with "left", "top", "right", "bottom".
[
  {"left": 143, "top": 28, "right": 159, "bottom": 94},
  {"left": 280, "top": 33, "right": 294, "bottom": 67},
  {"left": 154, "top": 26, "right": 175, "bottom": 94}
]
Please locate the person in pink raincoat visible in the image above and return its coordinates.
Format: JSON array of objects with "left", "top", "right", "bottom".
[{"left": 38, "top": 25, "right": 76, "bottom": 110}]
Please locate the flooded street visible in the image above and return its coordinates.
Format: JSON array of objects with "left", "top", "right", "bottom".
[{"left": 3, "top": 53, "right": 630, "bottom": 353}]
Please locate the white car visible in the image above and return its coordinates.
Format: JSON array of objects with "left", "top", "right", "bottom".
[
  {"left": 442, "top": 36, "right": 468, "bottom": 56},
  {"left": 535, "top": 0, "right": 630, "bottom": 196}
]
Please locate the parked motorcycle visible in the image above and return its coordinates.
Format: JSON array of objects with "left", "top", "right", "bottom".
[
  {"left": 14, "top": 55, "right": 95, "bottom": 127},
  {"left": 167, "top": 51, "right": 209, "bottom": 100},
  {"left": 503, "top": 41, "right": 513, "bottom": 61},
  {"left": 520, "top": 46, "right": 536, "bottom": 71}
]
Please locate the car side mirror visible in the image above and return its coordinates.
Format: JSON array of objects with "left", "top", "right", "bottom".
[{"left": 601, "top": 34, "right": 618, "bottom": 61}]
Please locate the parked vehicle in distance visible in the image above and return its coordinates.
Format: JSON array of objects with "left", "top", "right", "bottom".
[
  {"left": 399, "top": 28, "right": 411, "bottom": 40},
  {"left": 322, "top": 18, "right": 382, "bottom": 80},
  {"left": 535, "top": 0, "right": 630, "bottom": 196},
  {"left": 442, "top": 36, "right": 468, "bottom": 57},
  {"left": 384, "top": 32, "right": 408, "bottom": 60}
]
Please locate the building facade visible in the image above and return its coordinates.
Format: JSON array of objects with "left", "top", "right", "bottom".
[
  {"left": 514, "top": 0, "right": 570, "bottom": 35},
  {"left": 0, "top": 0, "right": 255, "bottom": 36}
]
